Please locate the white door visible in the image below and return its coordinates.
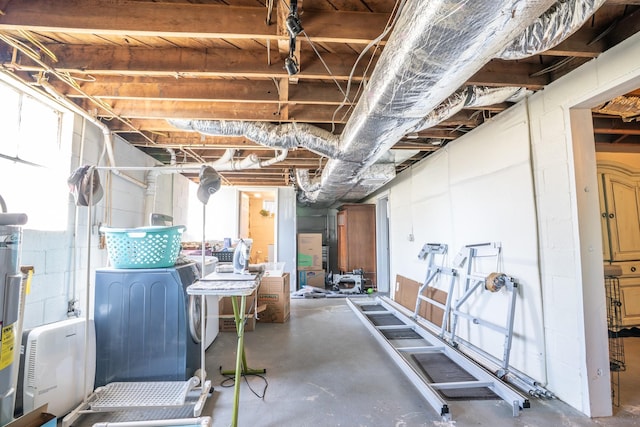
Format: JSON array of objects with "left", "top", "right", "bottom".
[
  {"left": 376, "top": 195, "right": 390, "bottom": 293},
  {"left": 239, "top": 192, "right": 250, "bottom": 238}
]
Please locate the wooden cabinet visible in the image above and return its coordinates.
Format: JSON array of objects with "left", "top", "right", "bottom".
[
  {"left": 612, "top": 261, "right": 640, "bottom": 327},
  {"left": 600, "top": 172, "right": 640, "bottom": 261},
  {"left": 599, "top": 163, "right": 640, "bottom": 326},
  {"left": 337, "top": 204, "right": 377, "bottom": 288}
]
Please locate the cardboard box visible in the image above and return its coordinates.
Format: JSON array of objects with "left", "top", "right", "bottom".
[
  {"left": 298, "top": 269, "right": 326, "bottom": 289},
  {"left": 219, "top": 313, "right": 256, "bottom": 332},
  {"left": 258, "top": 273, "right": 290, "bottom": 323},
  {"left": 219, "top": 293, "right": 257, "bottom": 332},
  {"left": 297, "top": 233, "right": 323, "bottom": 270},
  {"left": 7, "top": 404, "right": 56, "bottom": 427},
  {"left": 393, "top": 274, "right": 447, "bottom": 327}
]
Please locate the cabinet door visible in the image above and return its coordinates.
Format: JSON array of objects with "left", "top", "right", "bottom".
[
  {"left": 603, "top": 174, "right": 640, "bottom": 261},
  {"left": 598, "top": 174, "right": 611, "bottom": 261},
  {"left": 619, "top": 276, "right": 640, "bottom": 326},
  {"left": 337, "top": 211, "right": 348, "bottom": 272}
]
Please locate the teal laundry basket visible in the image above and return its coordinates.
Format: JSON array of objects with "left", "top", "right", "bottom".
[{"left": 101, "top": 225, "right": 186, "bottom": 268}]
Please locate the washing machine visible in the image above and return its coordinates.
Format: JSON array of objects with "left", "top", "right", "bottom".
[
  {"left": 93, "top": 262, "right": 202, "bottom": 388},
  {"left": 186, "top": 255, "right": 219, "bottom": 349}
]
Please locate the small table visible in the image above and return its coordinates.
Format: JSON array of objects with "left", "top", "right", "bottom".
[{"left": 186, "top": 271, "right": 264, "bottom": 427}]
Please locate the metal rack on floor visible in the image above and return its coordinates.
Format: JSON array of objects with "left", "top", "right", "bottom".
[
  {"left": 604, "top": 264, "right": 625, "bottom": 407},
  {"left": 347, "top": 296, "right": 530, "bottom": 421},
  {"left": 63, "top": 366, "right": 209, "bottom": 427}
]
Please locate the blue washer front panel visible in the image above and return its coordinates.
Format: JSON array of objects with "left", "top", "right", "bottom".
[{"left": 94, "top": 265, "right": 200, "bottom": 387}]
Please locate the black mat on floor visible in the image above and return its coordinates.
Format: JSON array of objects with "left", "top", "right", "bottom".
[
  {"left": 361, "top": 304, "right": 386, "bottom": 312},
  {"left": 411, "top": 353, "right": 500, "bottom": 400},
  {"left": 381, "top": 328, "right": 422, "bottom": 340},
  {"left": 367, "top": 313, "right": 405, "bottom": 326}
]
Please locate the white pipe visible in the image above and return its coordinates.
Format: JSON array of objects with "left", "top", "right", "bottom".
[
  {"left": 143, "top": 172, "right": 158, "bottom": 225},
  {"left": 257, "top": 149, "right": 288, "bottom": 167},
  {"left": 101, "top": 130, "right": 147, "bottom": 188},
  {"left": 102, "top": 149, "right": 288, "bottom": 174},
  {"left": 217, "top": 148, "right": 236, "bottom": 164},
  {"left": 67, "top": 118, "right": 86, "bottom": 313},
  {"left": 167, "top": 147, "right": 177, "bottom": 165}
]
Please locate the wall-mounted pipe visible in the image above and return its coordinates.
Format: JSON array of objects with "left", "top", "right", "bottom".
[{"left": 144, "top": 148, "right": 287, "bottom": 174}]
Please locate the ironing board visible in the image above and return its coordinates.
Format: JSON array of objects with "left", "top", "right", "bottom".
[{"left": 186, "top": 271, "right": 264, "bottom": 427}]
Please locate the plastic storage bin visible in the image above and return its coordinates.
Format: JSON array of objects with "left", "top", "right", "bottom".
[
  {"left": 211, "top": 251, "right": 234, "bottom": 263},
  {"left": 101, "top": 225, "right": 185, "bottom": 268}
]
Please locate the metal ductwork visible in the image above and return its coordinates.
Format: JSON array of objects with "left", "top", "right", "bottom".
[
  {"left": 169, "top": 120, "right": 341, "bottom": 159},
  {"left": 410, "top": 86, "right": 531, "bottom": 135},
  {"left": 170, "top": 0, "right": 604, "bottom": 206},
  {"left": 498, "top": 0, "right": 606, "bottom": 60},
  {"left": 300, "top": 0, "right": 555, "bottom": 206}
]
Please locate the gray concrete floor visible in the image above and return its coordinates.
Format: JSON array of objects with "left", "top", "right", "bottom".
[
  {"left": 71, "top": 296, "right": 640, "bottom": 427},
  {"left": 199, "top": 297, "right": 640, "bottom": 427}
]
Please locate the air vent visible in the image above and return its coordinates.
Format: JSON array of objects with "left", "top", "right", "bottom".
[{"left": 26, "top": 339, "right": 38, "bottom": 388}]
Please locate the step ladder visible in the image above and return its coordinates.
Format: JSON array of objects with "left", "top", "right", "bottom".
[
  {"left": 347, "top": 296, "right": 529, "bottom": 421},
  {"left": 413, "top": 243, "right": 457, "bottom": 338},
  {"left": 415, "top": 242, "right": 519, "bottom": 378}
]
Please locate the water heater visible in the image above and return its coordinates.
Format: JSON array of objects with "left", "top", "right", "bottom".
[{"left": 0, "top": 224, "right": 24, "bottom": 426}]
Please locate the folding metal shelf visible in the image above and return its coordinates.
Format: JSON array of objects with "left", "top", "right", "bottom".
[{"left": 347, "top": 296, "right": 529, "bottom": 421}]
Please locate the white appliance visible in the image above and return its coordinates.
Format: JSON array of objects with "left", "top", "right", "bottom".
[
  {"left": 185, "top": 256, "right": 219, "bottom": 349},
  {"left": 19, "top": 318, "right": 95, "bottom": 417}
]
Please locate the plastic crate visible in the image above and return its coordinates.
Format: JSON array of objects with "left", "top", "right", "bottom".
[
  {"left": 101, "top": 225, "right": 186, "bottom": 268},
  {"left": 212, "top": 251, "right": 234, "bottom": 263}
]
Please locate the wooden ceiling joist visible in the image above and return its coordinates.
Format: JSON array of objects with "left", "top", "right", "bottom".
[
  {"left": 1, "top": 1, "right": 639, "bottom": 190},
  {"left": 0, "top": 1, "right": 389, "bottom": 44}
]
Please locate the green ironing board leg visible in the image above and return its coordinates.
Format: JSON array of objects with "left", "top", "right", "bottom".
[{"left": 222, "top": 295, "right": 266, "bottom": 427}]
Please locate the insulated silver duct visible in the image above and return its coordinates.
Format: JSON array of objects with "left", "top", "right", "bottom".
[
  {"left": 498, "top": 0, "right": 606, "bottom": 60},
  {"left": 169, "top": 0, "right": 603, "bottom": 206},
  {"left": 169, "top": 119, "right": 341, "bottom": 159},
  {"left": 411, "top": 86, "right": 530, "bottom": 134},
  {"left": 301, "top": 0, "right": 557, "bottom": 205}
]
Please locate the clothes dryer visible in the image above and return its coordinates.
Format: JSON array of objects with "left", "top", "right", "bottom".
[{"left": 93, "top": 263, "right": 201, "bottom": 387}]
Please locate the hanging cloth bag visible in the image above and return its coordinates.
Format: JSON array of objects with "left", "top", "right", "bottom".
[{"left": 67, "top": 165, "right": 104, "bottom": 206}]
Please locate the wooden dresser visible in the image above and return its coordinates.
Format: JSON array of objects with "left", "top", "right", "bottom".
[
  {"left": 337, "top": 204, "right": 377, "bottom": 288},
  {"left": 599, "top": 162, "right": 640, "bottom": 326}
]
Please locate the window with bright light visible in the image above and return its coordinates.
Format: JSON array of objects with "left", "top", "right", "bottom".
[{"left": 0, "top": 78, "right": 71, "bottom": 230}]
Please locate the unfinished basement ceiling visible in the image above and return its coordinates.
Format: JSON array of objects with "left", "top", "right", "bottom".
[{"left": 0, "top": 1, "right": 639, "bottom": 205}]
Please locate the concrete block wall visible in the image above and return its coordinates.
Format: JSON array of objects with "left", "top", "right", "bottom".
[
  {"left": 21, "top": 114, "right": 177, "bottom": 329},
  {"left": 371, "top": 31, "right": 640, "bottom": 418},
  {"left": 526, "top": 33, "right": 640, "bottom": 416}
]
